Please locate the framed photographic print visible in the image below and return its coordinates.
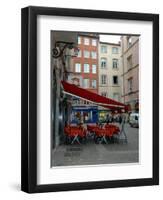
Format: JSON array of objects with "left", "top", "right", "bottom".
[{"left": 21, "top": 6, "right": 159, "bottom": 193}]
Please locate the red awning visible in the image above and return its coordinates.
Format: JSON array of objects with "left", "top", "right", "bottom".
[{"left": 61, "top": 81, "right": 127, "bottom": 111}]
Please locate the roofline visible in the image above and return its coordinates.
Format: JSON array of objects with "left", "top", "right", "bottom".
[
  {"left": 100, "top": 41, "right": 121, "bottom": 46},
  {"left": 78, "top": 33, "right": 100, "bottom": 39}
]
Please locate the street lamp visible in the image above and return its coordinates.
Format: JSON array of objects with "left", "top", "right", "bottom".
[{"left": 52, "top": 41, "right": 79, "bottom": 58}]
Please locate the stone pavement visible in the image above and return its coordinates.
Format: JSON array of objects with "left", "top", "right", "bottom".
[{"left": 51, "top": 123, "right": 139, "bottom": 167}]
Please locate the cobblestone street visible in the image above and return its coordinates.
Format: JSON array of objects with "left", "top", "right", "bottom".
[{"left": 52, "top": 123, "right": 139, "bottom": 167}]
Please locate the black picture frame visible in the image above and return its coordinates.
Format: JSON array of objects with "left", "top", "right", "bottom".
[{"left": 21, "top": 6, "right": 159, "bottom": 193}]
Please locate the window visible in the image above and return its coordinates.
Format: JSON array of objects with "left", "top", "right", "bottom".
[
  {"left": 92, "top": 39, "right": 97, "bottom": 46},
  {"left": 72, "top": 99, "right": 80, "bottom": 105},
  {"left": 83, "top": 100, "right": 90, "bottom": 105},
  {"left": 101, "top": 75, "right": 107, "bottom": 85},
  {"left": 112, "top": 59, "right": 118, "bottom": 69},
  {"left": 84, "top": 38, "right": 89, "bottom": 45},
  {"left": 113, "top": 93, "right": 120, "bottom": 101},
  {"left": 101, "top": 92, "right": 107, "bottom": 97},
  {"left": 92, "top": 80, "right": 97, "bottom": 88},
  {"left": 92, "top": 64, "right": 96, "bottom": 74},
  {"left": 84, "top": 64, "right": 90, "bottom": 73},
  {"left": 84, "top": 50, "right": 90, "bottom": 58},
  {"left": 78, "top": 37, "right": 81, "bottom": 44},
  {"left": 101, "top": 45, "right": 107, "bottom": 53},
  {"left": 128, "top": 78, "right": 133, "bottom": 92},
  {"left": 91, "top": 51, "right": 97, "bottom": 59},
  {"left": 83, "top": 79, "right": 89, "bottom": 88},
  {"left": 112, "top": 47, "right": 118, "bottom": 54},
  {"left": 127, "top": 55, "right": 132, "bottom": 69},
  {"left": 101, "top": 58, "right": 107, "bottom": 68},
  {"left": 113, "top": 76, "right": 118, "bottom": 85},
  {"left": 77, "top": 50, "right": 81, "bottom": 57},
  {"left": 75, "top": 63, "right": 81, "bottom": 73}
]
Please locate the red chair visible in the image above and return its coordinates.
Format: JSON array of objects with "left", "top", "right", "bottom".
[
  {"left": 87, "top": 125, "right": 99, "bottom": 132},
  {"left": 64, "top": 126, "right": 70, "bottom": 135},
  {"left": 104, "top": 128, "right": 113, "bottom": 137},
  {"left": 94, "top": 128, "right": 107, "bottom": 144},
  {"left": 64, "top": 125, "right": 86, "bottom": 144},
  {"left": 104, "top": 124, "right": 120, "bottom": 135},
  {"left": 94, "top": 125, "right": 120, "bottom": 144}
]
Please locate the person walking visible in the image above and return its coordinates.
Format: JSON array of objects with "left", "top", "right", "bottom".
[{"left": 119, "top": 114, "right": 122, "bottom": 125}]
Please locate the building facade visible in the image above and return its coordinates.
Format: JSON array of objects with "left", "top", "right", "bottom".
[
  {"left": 121, "top": 36, "right": 139, "bottom": 113},
  {"left": 51, "top": 31, "right": 78, "bottom": 147},
  {"left": 70, "top": 34, "right": 99, "bottom": 93},
  {"left": 68, "top": 34, "right": 99, "bottom": 124},
  {"left": 98, "top": 42, "right": 122, "bottom": 101},
  {"left": 98, "top": 42, "right": 122, "bottom": 122}
]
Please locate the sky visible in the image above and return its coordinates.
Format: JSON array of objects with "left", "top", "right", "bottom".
[{"left": 100, "top": 35, "right": 121, "bottom": 44}]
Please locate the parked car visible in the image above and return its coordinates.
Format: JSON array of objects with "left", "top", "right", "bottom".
[{"left": 129, "top": 113, "right": 139, "bottom": 128}]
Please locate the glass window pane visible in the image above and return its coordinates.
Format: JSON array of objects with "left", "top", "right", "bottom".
[
  {"left": 83, "top": 79, "right": 89, "bottom": 88},
  {"left": 84, "top": 38, "right": 89, "bottom": 45},
  {"left": 101, "top": 92, "right": 107, "bottom": 97},
  {"left": 112, "top": 59, "right": 118, "bottom": 68},
  {"left": 101, "top": 75, "right": 107, "bottom": 84},
  {"left": 101, "top": 58, "right": 107, "bottom": 68},
  {"left": 112, "top": 47, "right": 118, "bottom": 54},
  {"left": 84, "top": 64, "right": 90, "bottom": 73},
  {"left": 77, "top": 50, "right": 81, "bottom": 57},
  {"left": 91, "top": 51, "right": 97, "bottom": 59},
  {"left": 75, "top": 63, "right": 81, "bottom": 72},
  {"left": 92, "top": 39, "right": 97, "bottom": 46},
  {"left": 84, "top": 50, "right": 90, "bottom": 58},
  {"left": 92, "top": 64, "right": 96, "bottom": 74},
  {"left": 78, "top": 37, "right": 81, "bottom": 44},
  {"left": 101, "top": 46, "right": 107, "bottom": 53},
  {"left": 92, "top": 80, "right": 97, "bottom": 88}
]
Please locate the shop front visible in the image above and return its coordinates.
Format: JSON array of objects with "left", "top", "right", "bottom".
[
  {"left": 98, "top": 110, "right": 110, "bottom": 123},
  {"left": 71, "top": 106, "right": 98, "bottom": 124},
  {"left": 61, "top": 81, "right": 127, "bottom": 125}
]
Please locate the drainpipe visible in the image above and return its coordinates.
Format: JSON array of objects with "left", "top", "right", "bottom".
[{"left": 122, "top": 38, "right": 125, "bottom": 104}]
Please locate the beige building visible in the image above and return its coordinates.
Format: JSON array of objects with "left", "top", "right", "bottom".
[
  {"left": 121, "top": 36, "right": 139, "bottom": 112},
  {"left": 98, "top": 42, "right": 122, "bottom": 102}
]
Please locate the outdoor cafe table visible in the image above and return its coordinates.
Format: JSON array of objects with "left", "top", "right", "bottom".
[
  {"left": 64, "top": 126, "right": 86, "bottom": 144},
  {"left": 94, "top": 125, "right": 120, "bottom": 144},
  {"left": 64, "top": 124, "right": 120, "bottom": 144}
]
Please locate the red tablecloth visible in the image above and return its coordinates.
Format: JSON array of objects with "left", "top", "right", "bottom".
[{"left": 64, "top": 126, "right": 86, "bottom": 137}]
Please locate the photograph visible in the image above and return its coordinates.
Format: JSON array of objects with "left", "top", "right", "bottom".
[
  {"left": 21, "top": 6, "right": 159, "bottom": 193},
  {"left": 51, "top": 31, "right": 139, "bottom": 167}
]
